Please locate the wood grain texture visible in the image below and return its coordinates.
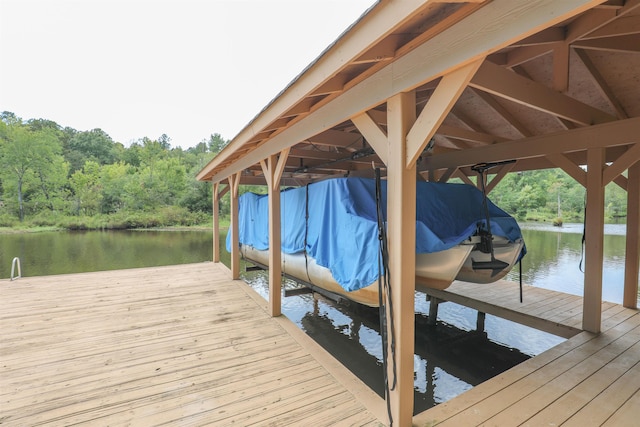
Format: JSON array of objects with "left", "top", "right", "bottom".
[{"left": 0, "top": 263, "right": 383, "bottom": 426}]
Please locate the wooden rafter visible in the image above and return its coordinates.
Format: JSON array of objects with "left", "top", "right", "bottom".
[
  {"left": 574, "top": 48, "right": 629, "bottom": 119},
  {"left": 469, "top": 61, "right": 617, "bottom": 126},
  {"left": 423, "top": 117, "right": 640, "bottom": 171}
]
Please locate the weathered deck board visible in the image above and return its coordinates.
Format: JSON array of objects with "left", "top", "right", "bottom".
[
  {"left": 413, "top": 302, "right": 640, "bottom": 426},
  {"left": 3, "top": 264, "right": 638, "bottom": 426},
  {"left": 421, "top": 279, "right": 636, "bottom": 338},
  {"left": 0, "top": 263, "right": 383, "bottom": 426}
]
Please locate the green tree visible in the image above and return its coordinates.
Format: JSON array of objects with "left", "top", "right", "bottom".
[
  {"left": 69, "top": 161, "right": 102, "bottom": 215},
  {"left": 0, "top": 123, "right": 64, "bottom": 221},
  {"left": 208, "top": 133, "right": 229, "bottom": 154},
  {"left": 66, "top": 129, "right": 117, "bottom": 172},
  {"left": 139, "top": 137, "right": 167, "bottom": 183},
  {"left": 100, "top": 162, "right": 133, "bottom": 213}
]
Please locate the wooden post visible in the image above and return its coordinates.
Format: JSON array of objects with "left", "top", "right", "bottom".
[
  {"left": 228, "top": 172, "right": 241, "bottom": 280},
  {"left": 386, "top": 91, "right": 417, "bottom": 427},
  {"left": 477, "top": 311, "right": 486, "bottom": 332},
  {"left": 212, "top": 183, "right": 230, "bottom": 263},
  {"left": 623, "top": 162, "right": 640, "bottom": 309},
  {"left": 583, "top": 147, "right": 605, "bottom": 333},
  {"left": 379, "top": 60, "right": 482, "bottom": 426},
  {"left": 428, "top": 297, "right": 440, "bottom": 326},
  {"left": 260, "top": 148, "right": 290, "bottom": 317},
  {"left": 212, "top": 181, "right": 220, "bottom": 263}
]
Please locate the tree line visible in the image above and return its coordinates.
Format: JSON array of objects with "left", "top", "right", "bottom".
[
  {"left": 0, "top": 111, "right": 227, "bottom": 228},
  {"left": 0, "top": 111, "right": 629, "bottom": 229}
]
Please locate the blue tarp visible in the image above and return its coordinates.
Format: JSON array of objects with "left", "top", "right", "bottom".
[{"left": 227, "top": 177, "right": 524, "bottom": 292}]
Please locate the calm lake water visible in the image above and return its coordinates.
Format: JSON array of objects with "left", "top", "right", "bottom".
[{"left": 1, "top": 223, "right": 635, "bottom": 414}]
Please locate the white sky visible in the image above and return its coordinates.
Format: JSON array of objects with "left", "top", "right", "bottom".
[{"left": 0, "top": 0, "right": 375, "bottom": 149}]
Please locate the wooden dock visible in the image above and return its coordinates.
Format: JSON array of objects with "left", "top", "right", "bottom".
[
  {"left": 2, "top": 263, "right": 638, "bottom": 426},
  {"left": 421, "top": 279, "right": 633, "bottom": 339},
  {"left": 415, "top": 281, "right": 640, "bottom": 426},
  {"left": 0, "top": 263, "right": 383, "bottom": 426}
]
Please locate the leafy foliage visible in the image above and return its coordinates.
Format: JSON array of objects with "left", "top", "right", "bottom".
[{"left": 0, "top": 111, "right": 632, "bottom": 228}]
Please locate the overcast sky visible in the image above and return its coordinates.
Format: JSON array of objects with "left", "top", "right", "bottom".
[{"left": 0, "top": 0, "right": 375, "bottom": 149}]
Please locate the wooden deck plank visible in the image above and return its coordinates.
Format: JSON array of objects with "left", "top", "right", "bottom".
[
  {"left": 522, "top": 341, "right": 640, "bottom": 426},
  {"left": 413, "top": 310, "right": 640, "bottom": 426},
  {"left": 560, "top": 361, "right": 640, "bottom": 427},
  {"left": 422, "top": 280, "right": 583, "bottom": 338},
  {"left": 0, "top": 263, "right": 383, "bottom": 426},
  {"left": 3, "top": 263, "right": 637, "bottom": 427},
  {"left": 600, "top": 383, "right": 640, "bottom": 427},
  {"left": 479, "top": 325, "right": 640, "bottom": 426}
]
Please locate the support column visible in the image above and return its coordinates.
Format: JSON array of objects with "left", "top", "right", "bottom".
[
  {"left": 212, "top": 181, "right": 220, "bottom": 263},
  {"left": 212, "top": 182, "right": 230, "bottom": 263},
  {"left": 228, "top": 172, "right": 241, "bottom": 280},
  {"left": 260, "top": 149, "right": 290, "bottom": 317},
  {"left": 583, "top": 148, "right": 605, "bottom": 333},
  {"left": 362, "top": 59, "right": 482, "bottom": 426},
  {"left": 624, "top": 162, "right": 640, "bottom": 308},
  {"left": 386, "top": 91, "right": 417, "bottom": 427}
]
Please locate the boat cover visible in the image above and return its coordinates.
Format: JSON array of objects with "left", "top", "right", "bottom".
[{"left": 227, "top": 177, "right": 525, "bottom": 292}]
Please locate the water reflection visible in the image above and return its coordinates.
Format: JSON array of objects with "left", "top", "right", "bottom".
[
  {"left": 0, "top": 230, "right": 213, "bottom": 277},
  {"left": 506, "top": 223, "right": 635, "bottom": 304},
  {"left": 241, "top": 270, "right": 545, "bottom": 414},
  {"left": 1, "top": 226, "right": 632, "bottom": 414}
]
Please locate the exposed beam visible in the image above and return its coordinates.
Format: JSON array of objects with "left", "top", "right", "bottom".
[
  {"left": 505, "top": 44, "right": 555, "bottom": 67},
  {"left": 471, "top": 88, "right": 534, "bottom": 137},
  {"left": 568, "top": 0, "right": 640, "bottom": 41},
  {"left": 406, "top": 59, "right": 484, "bottom": 167},
  {"left": 509, "top": 27, "right": 565, "bottom": 46},
  {"left": 582, "top": 14, "right": 640, "bottom": 39},
  {"left": 288, "top": 148, "right": 344, "bottom": 161},
  {"left": 452, "top": 168, "right": 476, "bottom": 186},
  {"left": 204, "top": 0, "right": 605, "bottom": 183},
  {"left": 351, "top": 111, "right": 389, "bottom": 165},
  {"left": 547, "top": 153, "right": 588, "bottom": 187},
  {"left": 310, "top": 76, "right": 346, "bottom": 96},
  {"left": 352, "top": 35, "right": 401, "bottom": 64},
  {"left": 469, "top": 60, "right": 617, "bottom": 126},
  {"left": 574, "top": 48, "right": 629, "bottom": 119},
  {"left": 423, "top": 117, "right": 640, "bottom": 171},
  {"left": 450, "top": 107, "right": 487, "bottom": 133},
  {"left": 486, "top": 161, "right": 517, "bottom": 193},
  {"left": 603, "top": 143, "right": 640, "bottom": 185},
  {"left": 437, "top": 167, "right": 457, "bottom": 183},
  {"left": 306, "top": 129, "right": 363, "bottom": 149},
  {"left": 552, "top": 42, "right": 571, "bottom": 92},
  {"left": 572, "top": 34, "right": 640, "bottom": 52},
  {"left": 566, "top": 7, "right": 617, "bottom": 42},
  {"left": 437, "top": 124, "right": 507, "bottom": 145}
]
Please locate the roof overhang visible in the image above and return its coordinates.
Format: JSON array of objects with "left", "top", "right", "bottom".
[{"left": 197, "top": 0, "right": 640, "bottom": 186}]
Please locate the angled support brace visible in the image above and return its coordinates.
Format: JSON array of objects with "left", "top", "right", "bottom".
[{"left": 406, "top": 59, "right": 484, "bottom": 168}]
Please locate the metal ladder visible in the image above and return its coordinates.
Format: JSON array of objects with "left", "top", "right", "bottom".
[{"left": 11, "top": 257, "right": 21, "bottom": 281}]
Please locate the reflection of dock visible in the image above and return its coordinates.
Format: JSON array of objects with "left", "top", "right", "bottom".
[{"left": 301, "top": 298, "right": 530, "bottom": 414}]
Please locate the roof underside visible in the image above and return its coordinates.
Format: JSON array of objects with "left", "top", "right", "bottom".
[{"left": 197, "top": 0, "right": 640, "bottom": 186}]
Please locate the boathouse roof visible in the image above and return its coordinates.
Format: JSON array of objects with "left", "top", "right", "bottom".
[{"left": 197, "top": 0, "right": 640, "bottom": 186}]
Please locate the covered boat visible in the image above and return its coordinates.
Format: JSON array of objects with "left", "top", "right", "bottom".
[{"left": 227, "top": 177, "right": 525, "bottom": 307}]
